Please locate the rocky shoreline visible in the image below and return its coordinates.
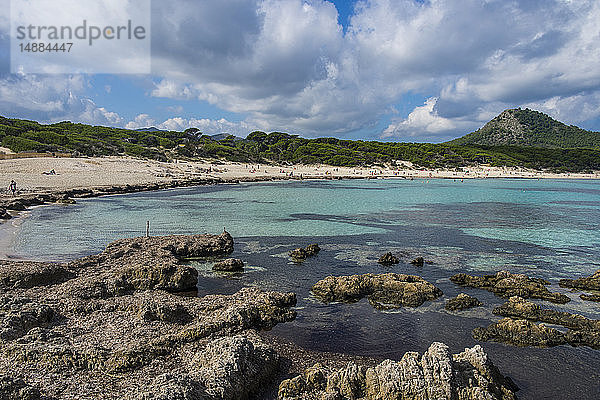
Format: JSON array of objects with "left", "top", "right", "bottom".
[{"left": 0, "top": 232, "right": 521, "bottom": 399}]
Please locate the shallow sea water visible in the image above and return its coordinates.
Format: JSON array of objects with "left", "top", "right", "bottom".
[{"left": 12, "top": 178, "right": 600, "bottom": 399}]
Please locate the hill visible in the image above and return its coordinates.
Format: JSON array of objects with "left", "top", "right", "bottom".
[
  {"left": 449, "top": 108, "right": 600, "bottom": 148},
  {"left": 1, "top": 115, "right": 599, "bottom": 173}
]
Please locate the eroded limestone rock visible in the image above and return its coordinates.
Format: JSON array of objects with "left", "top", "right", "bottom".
[
  {"left": 312, "top": 273, "right": 443, "bottom": 308},
  {"left": 278, "top": 342, "right": 517, "bottom": 400}
]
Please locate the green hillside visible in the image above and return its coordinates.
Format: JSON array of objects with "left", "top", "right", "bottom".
[
  {"left": 449, "top": 108, "right": 600, "bottom": 148},
  {"left": 1, "top": 115, "right": 599, "bottom": 173}
]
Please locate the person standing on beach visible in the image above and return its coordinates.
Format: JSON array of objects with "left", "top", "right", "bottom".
[{"left": 9, "top": 180, "right": 16, "bottom": 196}]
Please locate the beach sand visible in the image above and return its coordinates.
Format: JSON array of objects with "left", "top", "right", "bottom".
[{"left": 1, "top": 156, "right": 598, "bottom": 196}]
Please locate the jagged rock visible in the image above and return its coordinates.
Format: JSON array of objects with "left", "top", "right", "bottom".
[
  {"left": 472, "top": 318, "right": 567, "bottom": 347},
  {"left": 195, "top": 335, "right": 280, "bottom": 400},
  {"left": 410, "top": 256, "right": 424, "bottom": 267},
  {"left": 0, "top": 262, "right": 75, "bottom": 289},
  {"left": 213, "top": 258, "right": 244, "bottom": 272},
  {"left": 378, "top": 252, "right": 399, "bottom": 265},
  {"left": 493, "top": 296, "right": 597, "bottom": 330},
  {"left": 445, "top": 293, "right": 482, "bottom": 311},
  {"left": 278, "top": 342, "right": 517, "bottom": 400},
  {"left": 290, "top": 244, "right": 320, "bottom": 262},
  {"left": 0, "top": 375, "right": 41, "bottom": 400},
  {"left": 450, "top": 270, "right": 570, "bottom": 304},
  {"left": 312, "top": 273, "right": 443, "bottom": 308},
  {"left": 581, "top": 293, "right": 600, "bottom": 302},
  {"left": 559, "top": 269, "right": 600, "bottom": 291}
]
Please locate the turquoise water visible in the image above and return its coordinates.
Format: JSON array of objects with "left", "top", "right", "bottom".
[{"left": 10, "top": 178, "right": 600, "bottom": 399}]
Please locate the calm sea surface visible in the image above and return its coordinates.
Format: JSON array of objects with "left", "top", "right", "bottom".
[{"left": 12, "top": 178, "right": 600, "bottom": 399}]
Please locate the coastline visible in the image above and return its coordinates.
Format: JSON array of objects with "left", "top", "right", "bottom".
[{"left": 1, "top": 155, "right": 599, "bottom": 261}]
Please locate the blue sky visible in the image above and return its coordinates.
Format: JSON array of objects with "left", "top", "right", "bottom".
[{"left": 1, "top": 0, "right": 600, "bottom": 142}]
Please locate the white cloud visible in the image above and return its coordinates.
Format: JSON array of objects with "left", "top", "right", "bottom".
[
  {"left": 2, "top": 0, "right": 600, "bottom": 138},
  {"left": 0, "top": 73, "right": 125, "bottom": 126},
  {"left": 382, "top": 98, "right": 478, "bottom": 140},
  {"left": 125, "top": 114, "right": 253, "bottom": 136}
]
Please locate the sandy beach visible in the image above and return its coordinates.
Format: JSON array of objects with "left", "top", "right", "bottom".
[{"left": 1, "top": 156, "right": 598, "bottom": 196}]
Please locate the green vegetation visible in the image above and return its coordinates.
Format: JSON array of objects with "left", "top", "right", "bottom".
[
  {"left": 449, "top": 108, "right": 600, "bottom": 148},
  {"left": 1, "top": 113, "right": 599, "bottom": 173}
]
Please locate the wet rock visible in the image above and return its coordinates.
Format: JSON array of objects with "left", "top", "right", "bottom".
[
  {"left": 472, "top": 318, "right": 567, "bottom": 347},
  {"left": 445, "top": 293, "right": 482, "bottom": 311},
  {"left": 580, "top": 293, "right": 600, "bottom": 302},
  {"left": 54, "top": 195, "right": 76, "bottom": 205},
  {"left": 312, "top": 273, "right": 443, "bottom": 308},
  {"left": 377, "top": 252, "right": 399, "bottom": 265},
  {"left": 289, "top": 244, "right": 320, "bottom": 262},
  {"left": 493, "top": 296, "right": 598, "bottom": 330},
  {"left": 0, "top": 208, "right": 10, "bottom": 220},
  {"left": 410, "top": 256, "right": 424, "bottom": 267},
  {"left": 0, "top": 375, "right": 42, "bottom": 400},
  {"left": 213, "top": 258, "right": 244, "bottom": 272},
  {"left": 0, "top": 262, "right": 75, "bottom": 289},
  {"left": 559, "top": 269, "right": 600, "bottom": 291},
  {"left": 279, "top": 342, "right": 517, "bottom": 400},
  {"left": 490, "top": 296, "right": 600, "bottom": 350},
  {"left": 450, "top": 270, "right": 570, "bottom": 304}
]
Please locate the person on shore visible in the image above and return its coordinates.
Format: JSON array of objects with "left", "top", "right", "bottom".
[{"left": 9, "top": 180, "right": 16, "bottom": 196}]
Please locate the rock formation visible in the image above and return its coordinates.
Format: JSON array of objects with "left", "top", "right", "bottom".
[
  {"left": 410, "top": 256, "right": 425, "bottom": 267},
  {"left": 450, "top": 270, "right": 570, "bottom": 304},
  {"left": 580, "top": 293, "right": 600, "bottom": 302},
  {"left": 0, "top": 233, "right": 297, "bottom": 399},
  {"left": 213, "top": 258, "right": 244, "bottom": 272},
  {"left": 559, "top": 269, "right": 600, "bottom": 291},
  {"left": 472, "top": 296, "right": 600, "bottom": 349},
  {"left": 312, "top": 273, "right": 443, "bottom": 309},
  {"left": 445, "top": 293, "right": 482, "bottom": 311},
  {"left": 472, "top": 318, "right": 567, "bottom": 348},
  {"left": 289, "top": 244, "right": 321, "bottom": 262},
  {"left": 278, "top": 342, "right": 518, "bottom": 400},
  {"left": 377, "top": 252, "right": 399, "bottom": 265}
]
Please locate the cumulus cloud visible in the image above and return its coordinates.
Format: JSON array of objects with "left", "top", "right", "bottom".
[
  {"left": 125, "top": 114, "right": 253, "bottom": 136},
  {"left": 382, "top": 97, "right": 479, "bottom": 140},
  {"left": 145, "top": 0, "right": 600, "bottom": 137},
  {"left": 0, "top": 73, "right": 124, "bottom": 125},
  {"left": 2, "top": 0, "right": 600, "bottom": 138}
]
